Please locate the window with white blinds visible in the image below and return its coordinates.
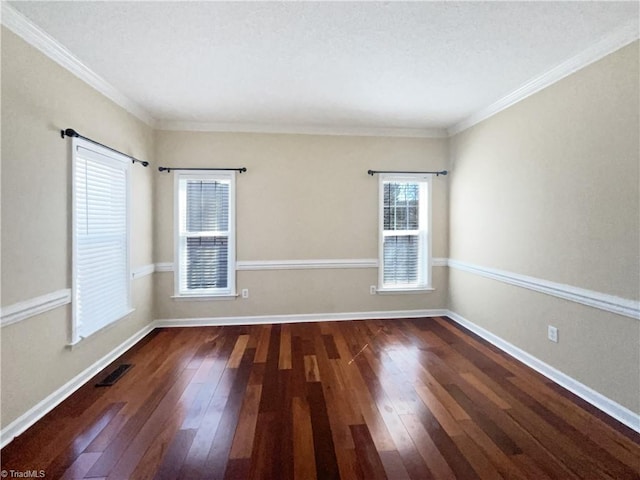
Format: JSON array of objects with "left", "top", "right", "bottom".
[
  {"left": 379, "top": 174, "right": 431, "bottom": 290},
  {"left": 175, "top": 172, "right": 236, "bottom": 297},
  {"left": 72, "top": 139, "right": 131, "bottom": 344}
]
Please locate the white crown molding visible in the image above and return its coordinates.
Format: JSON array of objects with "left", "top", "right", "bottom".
[
  {"left": 1, "top": 3, "right": 155, "bottom": 126},
  {"left": 448, "top": 259, "right": 640, "bottom": 321},
  {"left": 1, "top": 289, "right": 71, "bottom": 328},
  {"left": 446, "top": 310, "right": 640, "bottom": 433},
  {"left": 448, "top": 22, "right": 640, "bottom": 136},
  {"left": 155, "top": 120, "right": 448, "bottom": 139},
  {"left": 154, "top": 309, "right": 448, "bottom": 328},
  {"left": 0, "top": 323, "right": 154, "bottom": 449},
  {"left": 131, "top": 263, "right": 155, "bottom": 280}
]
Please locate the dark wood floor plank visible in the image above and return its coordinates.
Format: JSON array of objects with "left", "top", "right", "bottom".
[
  {"left": 203, "top": 347, "right": 256, "bottom": 480},
  {"left": 308, "top": 381, "right": 341, "bottom": 480},
  {"left": 1, "top": 317, "right": 637, "bottom": 480},
  {"left": 152, "top": 428, "right": 197, "bottom": 480},
  {"left": 350, "top": 424, "right": 389, "bottom": 480}
]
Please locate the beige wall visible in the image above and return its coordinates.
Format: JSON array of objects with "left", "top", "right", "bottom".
[
  {"left": 2, "top": 19, "right": 638, "bottom": 435},
  {"left": 154, "top": 131, "right": 449, "bottom": 319},
  {"left": 1, "top": 28, "right": 155, "bottom": 428},
  {"left": 449, "top": 41, "right": 640, "bottom": 412}
]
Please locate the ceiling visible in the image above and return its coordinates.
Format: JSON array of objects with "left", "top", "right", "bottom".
[{"left": 5, "top": 1, "right": 639, "bottom": 136}]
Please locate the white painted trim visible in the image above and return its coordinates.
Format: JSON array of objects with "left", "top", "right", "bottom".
[
  {"left": 448, "top": 22, "right": 640, "bottom": 136},
  {"left": 1, "top": 289, "right": 71, "bottom": 328},
  {"left": 446, "top": 310, "right": 640, "bottom": 433},
  {"left": 237, "top": 259, "right": 379, "bottom": 270},
  {"left": 375, "top": 287, "right": 436, "bottom": 295},
  {"left": 448, "top": 259, "right": 640, "bottom": 320},
  {"left": 432, "top": 257, "right": 448, "bottom": 267},
  {"left": 2, "top": 307, "right": 637, "bottom": 449},
  {"left": 131, "top": 264, "right": 155, "bottom": 280},
  {"left": 0, "top": 323, "right": 155, "bottom": 449},
  {"left": 154, "top": 262, "right": 174, "bottom": 272},
  {"left": 155, "top": 120, "right": 447, "bottom": 139},
  {"left": 158, "top": 258, "right": 449, "bottom": 272},
  {"left": 154, "top": 309, "right": 448, "bottom": 328},
  {"left": 1, "top": 3, "right": 154, "bottom": 126}
]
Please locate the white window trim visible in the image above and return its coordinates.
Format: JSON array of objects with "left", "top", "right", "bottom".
[
  {"left": 377, "top": 173, "right": 433, "bottom": 292},
  {"left": 173, "top": 170, "right": 237, "bottom": 298},
  {"left": 71, "top": 137, "right": 132, "bottom": 345}
]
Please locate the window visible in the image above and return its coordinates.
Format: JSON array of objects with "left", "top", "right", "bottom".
[
  {"left": 72, "top": 138, "right": 132, "bottom": 344},
  {"left": 378, "top": 174, "right": 431, "bottom": 291},
  {"left": 175, "top": 171, "right": 236, "bottom": 297}
]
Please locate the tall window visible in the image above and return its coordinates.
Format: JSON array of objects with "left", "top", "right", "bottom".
[
  {"left": 72, "top": 138, "right": 131, "bottom": 344},
  {"left": 379, "top": 174, "right": 431, "bottom": 291},
  {"left": 175, "top": 172, "right": 236, "bottom": 297}
]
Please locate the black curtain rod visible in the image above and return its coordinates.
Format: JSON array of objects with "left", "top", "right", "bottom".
[
  {"left": 60, "top": 128, "right": 149, "bottom": 167},
  {"left": 158, "top": 167, "right": 247, "bottom": 173},
  {"left": 368, "top": 169, "right": 448, "bottom": 176}
]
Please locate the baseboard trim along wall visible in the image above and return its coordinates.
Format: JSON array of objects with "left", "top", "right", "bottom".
[
  {"left": 0, "top": 323, "right": 155, "bottom": 449},
  {"left": 154, "top": 309, "right": 449, "bottom": 328},
  {"left": 2, "top": 307, "right": 638, "bottom": 449},
  {"left": 448, "top": 259, "right": 640, "bottom": 321},
  {"left": 446, "top": 310, "right": 640, "bottom": 433}
]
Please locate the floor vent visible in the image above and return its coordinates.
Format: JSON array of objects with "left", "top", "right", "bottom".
[{"left": 96, "top": 364, "right": 133, "bottom": 387}]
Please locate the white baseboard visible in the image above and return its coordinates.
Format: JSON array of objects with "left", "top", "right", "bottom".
[
  {"left": 154, "top": 309, "right": 448, "bottom": 328},
  {"left": 0, "top": 323, "right": 155, "bottom": 449},
  {"left": 3, "top": 307, "right": 637, "bottom": 450},
  {"left": 446, "top": 310, "right": 640, "bottom": 433}
]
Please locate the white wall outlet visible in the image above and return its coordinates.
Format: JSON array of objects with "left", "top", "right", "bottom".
[
  {"left": 241, "top": 288, "right": 249, "bottom": 299},
  {"left": 370, "top": 285, "right": 377, "bottom": 295},
  {"left": 548, "top": 325, "right": 558, "bottom": 343}
]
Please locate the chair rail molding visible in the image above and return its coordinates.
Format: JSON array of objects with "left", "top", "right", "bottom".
[
  {"left": 448, "top": 259, "right": 640, "bottom": 320},
  {"left": 156, "top": 257, "right": 449, "bottom": 272},
  {"left": 1, "top": 289, "right": 72, "bottom": 328}
]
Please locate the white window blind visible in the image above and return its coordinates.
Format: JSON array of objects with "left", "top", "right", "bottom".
[
  {"left": 379, "top": 175, "right": 431, "bottom": 290},
  {"left": 175, "top": 172, "right": 236, "bottom": 297},
  {"left": 72, "top": 139, "right": 131, "bottom": 343}
]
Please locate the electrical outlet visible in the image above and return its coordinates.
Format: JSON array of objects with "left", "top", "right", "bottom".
[
  {"left": 548, "top": 325, "right": 558, "bottom": 343},
  {"left": 241, "top": 288, "right": 249, "bottom": 299},
  {"left": 370, "top": 285, "right": 377, "bottom": 295}
]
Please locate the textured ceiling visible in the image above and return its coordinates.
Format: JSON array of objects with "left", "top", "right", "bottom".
[{"left": 7, "top": 1, "right": 639, "bottom": 133}]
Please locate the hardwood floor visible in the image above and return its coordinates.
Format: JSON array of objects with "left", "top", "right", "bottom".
[{"left": 2, "top": 317, "right": 639, "bottom": 479}]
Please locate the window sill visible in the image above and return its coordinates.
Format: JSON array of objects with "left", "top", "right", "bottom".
[
  {"left": 171, "top": 294, "right": 238, "bottom": 301},
  {"left": 67, "top": 307, "right": 136, "bottom": 349},
  {"left": 375, "top": 287, "right": 435, "bottom": 295}
]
